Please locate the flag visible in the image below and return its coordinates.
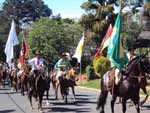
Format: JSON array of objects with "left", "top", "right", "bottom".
[
  {"left": 18, "top": 47, "right": 24, "bottom": 69},
  {"left": 23, "top": 37, "right": 28, "bottom": 56},
  {"left": 73, "top": 32, "right": 84, "bottom": 63},
  {"left": 107, "top": 11, "right": 127, "bottom": 70},
  {"left": 94, "top": 24, "right": 113, "bottom": 58},
  {"left": 18, "top": 36, "right": 29, "bottom": 68},
  {"left": 4, "top": 20, "right": 19, "bottom": 65}
]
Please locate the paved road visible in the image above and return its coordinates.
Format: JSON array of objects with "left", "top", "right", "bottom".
[{"left": 0, "top": 85, "right": 150, "bottom": 113}]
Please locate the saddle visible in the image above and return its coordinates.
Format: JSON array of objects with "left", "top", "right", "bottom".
[{"left": 104, "top": 68, "right": 123, "bottom": 91}]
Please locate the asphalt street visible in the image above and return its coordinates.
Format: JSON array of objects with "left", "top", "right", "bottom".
[{"left": 0, "top": 85, "right": 150, "bottom": 113}]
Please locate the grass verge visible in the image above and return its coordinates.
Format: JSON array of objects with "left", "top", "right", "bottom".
[
  {"left": 79, "top": 79, "right": 150, "bottom": 95},
  {"left": 79, "top": 79, "right": 100, "bottom": 89}
]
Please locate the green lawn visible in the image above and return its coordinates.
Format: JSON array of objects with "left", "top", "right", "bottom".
[
  {"left": 79, "top": 79, "right": 100, "bottom": 89},
  {"left": 79, "top": 79, "right": 150, "bottom": 95}
]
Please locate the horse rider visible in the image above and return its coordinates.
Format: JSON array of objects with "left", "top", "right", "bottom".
[
  {"left": 48, "top": 60, "right": 54, "bottom": 72},
  {"left": 115, "top": 47, "right": 138, "bottom": 85},
  {"left": 54, "top": 52, "right": 72, "bottom": 80},
  {"left": 28, "top": 51, "right": 45, "bottom": 77},
  {"left": 9, "top": 59, "right": 18, "bottom": 72},
  {"left": 113, "top": 52, "right": 128, "bottom": 85},
  {"left": 127, "top": 47, "right": 137, "bottom": 61}
]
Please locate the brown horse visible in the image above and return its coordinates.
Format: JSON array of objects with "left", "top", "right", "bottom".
[
  {"left": 59, "top": 66, "right": 79, "bottom": 103},
  {"left": 19, "top": 65, "right": 32, "bottom": 96},
  {"left": 10, "top": 68, "right": 18, "bottom": 92},
  {"left": 50, "top": 58, "right": 79, "bottom": 103},
  {"left": 97, "top": 56, "right": 150, "bottom": 113}
]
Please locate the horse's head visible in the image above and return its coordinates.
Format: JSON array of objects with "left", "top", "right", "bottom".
[
  {"left": 139, "top": 56, "right": 150, "bottom": 74},
  {"left": 67, "top": 66, "right": 79, "bottom": 81}
]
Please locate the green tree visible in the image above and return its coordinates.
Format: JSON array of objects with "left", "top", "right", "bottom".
[
  {"left": 80, "top": 0, "right": 116, "bottom": 45},
  {"left": 2, "top": 0, "right": 52, "bottom": 26},
  {"left": 0, "top": 0, "right": 52, "bottom": 61},
  {"left": 27, "top": 17, "right": 83, "bottom": 61}
]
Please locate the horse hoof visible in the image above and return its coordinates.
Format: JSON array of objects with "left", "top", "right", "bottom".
[
  {"left": 46, "top": 100, "right": 50, "bottom": 106},
  {"left": 39, "top": 108, "right": 43, "bottom": 113},
  {"left": 73, "top": 98, "right": 76, "bottom": 103},
  {"left": 55, "top": 97, "right": 58, "bottom": 100},
  {"left": 30, "top": 106, "right": 34, "bottom": 110}
]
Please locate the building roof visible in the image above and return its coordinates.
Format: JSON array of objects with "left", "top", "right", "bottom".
[{"left": 134, "top": 30, "right": 150, "bottom": 48}]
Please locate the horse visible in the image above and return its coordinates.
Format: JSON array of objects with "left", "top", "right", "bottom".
[
  {"left": 0, "top": 63, "right": 9, "bottom": 88},
  {"left": 59, "top": 66, "right": 79, "bottom": 103},
  {"left": 97, "top": 56, "right": 150, "bottom": 113},
  {"left": 50, "top": 58, "right": 78, "bottom": 103},
  {"left": 138, "top": 73, "right": 149, "bottom": 105},
  {"left": 10, "top": 68, "right": 18, "bottom": 92},
  {"left": 18, "top": 64, "right": 33, "bottom": 96},
  {"left": 28, "top": 66, "right": 50, "bottom": 110}
]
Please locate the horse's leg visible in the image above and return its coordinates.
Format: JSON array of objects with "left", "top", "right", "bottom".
[
  {"left": 64, "top": 87, "right": 68, "bottom": 103},
  {"left": 132, "top": 96, "right": 140, "bottom": 113},
  {"left": 28, "top": 90, "right": 33, "bottom": 109},
  {"left": 55, "top": 81, "right": 59, "bottom": 100},
  {"left": 46, "top": 81, "right": 50, "bottom": 106},
  {"left": 96, "top": 90, "right": 108, "bottom": 113},
  {"left": 111, "top": 95, "right": 117, "bottom": 113},
  {"left": 38, "top": 93, "right": 43, "bottom": 110},
  {"left": 122, "top": 98, "right": 127, "bottom": 113},
  {"left": 71, "top": 86, "right": 76, "bottom": 102},
  {"left": 60, "top": 85, "right": 64, "bottom": 100},
  {"left": 140, "top": 86, "right": 149, "bottom": 106},
  {"left": 21, "top": 81, "right": 25, "bottom": 96}
]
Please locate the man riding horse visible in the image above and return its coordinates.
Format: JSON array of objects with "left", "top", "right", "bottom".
[
  {"left": 54, "top": 52, "right": 72, "bottom": 80},
  {"left": 28, "top": 51, "right": 45, "bottom": 77}
]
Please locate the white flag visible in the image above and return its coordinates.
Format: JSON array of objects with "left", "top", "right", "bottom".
[
  {"left": 4, "top": 20, "right": 19, "bottom": 65},
  {"left": 73, "top": 32, "right": 84, "bottom": 63}
]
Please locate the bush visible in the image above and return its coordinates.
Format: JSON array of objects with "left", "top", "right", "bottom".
[
  {"left": 85, "top": 65, "right": 96, "bottom": 80},
  {"left": 93, "top": 56, "right": 110, "bottom": 78}
]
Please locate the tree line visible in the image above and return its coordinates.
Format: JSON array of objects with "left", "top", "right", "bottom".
[{"left": 0, "top": 0, "right": 147, "bottom": 67}]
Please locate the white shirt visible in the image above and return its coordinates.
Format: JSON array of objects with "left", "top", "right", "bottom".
[
  {"left": 28, "top": 57, "right": 45, "bottom": 71},
  {"left": 127, "top": 52, "right": 136, "bottom": 61}
]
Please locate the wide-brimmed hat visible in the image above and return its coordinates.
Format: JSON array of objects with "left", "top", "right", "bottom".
[
  {"left": 35, "top": 51, "right": 40, "bottom": 55},
  {"left": 61, "top": 52, "right": 68, "bottom": 57}
]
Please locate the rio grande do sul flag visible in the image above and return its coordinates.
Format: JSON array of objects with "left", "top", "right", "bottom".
[
  {"left": 94, "top": 24, "right": 113, "bottom": 59},
  {"left": 72, "top": 33, "right": 84, "bottom": 63},
  {"left": 18, "top": 36, "right": 29, "bottom": 69}
]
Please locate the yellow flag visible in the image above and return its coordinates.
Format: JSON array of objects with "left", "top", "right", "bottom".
[{"left": 72, "top": 33, "right": 84, "bottom": 63}]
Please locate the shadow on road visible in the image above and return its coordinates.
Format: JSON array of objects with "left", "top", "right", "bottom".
[
  {"left": 0, "top": 109, "right": 16, "bottom": 113},
  {"left": 141, "top": 105, "right": 150, "bottom": 110},
  {"left": 50, "top": 107, "right": 91, "bottom": 112}
]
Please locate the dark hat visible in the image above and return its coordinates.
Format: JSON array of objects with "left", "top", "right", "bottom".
[{"left": 70, "top": 58, "right": 78, "bottom": 67}]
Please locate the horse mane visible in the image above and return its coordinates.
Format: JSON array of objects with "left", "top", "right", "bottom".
[{"left": 125, "top": 56, "right": 140, "bottom": 75}]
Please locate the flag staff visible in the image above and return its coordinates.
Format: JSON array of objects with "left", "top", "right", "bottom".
[
  {"left": 72, "top": 32, "right": 85, "bottom": 84},
  {"left": 80, "top": 58, "right": 82, "bottom": 84}
]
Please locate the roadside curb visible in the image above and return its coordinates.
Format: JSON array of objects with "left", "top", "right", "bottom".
[
  {"left": 76, "top": 86, "right": 100, "bottom": 92},
  {"left": 76, "top": 86, "right": 150, "bottom": 98}
]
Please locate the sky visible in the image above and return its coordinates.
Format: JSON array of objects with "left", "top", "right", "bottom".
[{"left": 0, "top": 0, "right": 87, "bottom": 18}]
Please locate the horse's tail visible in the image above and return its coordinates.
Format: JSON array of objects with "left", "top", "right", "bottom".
[{"left": 97, "top": 78, "right": 108, "bottom": 110}]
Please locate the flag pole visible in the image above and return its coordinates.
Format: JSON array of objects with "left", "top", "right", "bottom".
[{"left": 80, "top": 59, "right": 82, "bottom": 84}]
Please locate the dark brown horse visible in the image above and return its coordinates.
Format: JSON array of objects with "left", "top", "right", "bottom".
[
  {"left": 97, "top": 56, "right": 150, "bottom": 113},
  {"left": 28, "top": 66, "right": 50, "bottom": 110},
  {"left": 10, "top": 68, "right": 18, "bottom": 92}
]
